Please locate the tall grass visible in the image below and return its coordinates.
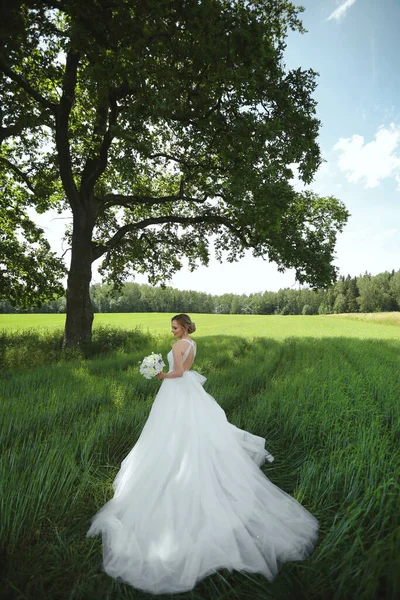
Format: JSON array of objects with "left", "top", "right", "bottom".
[
  {"left": 0, "top": 325, "right": 150, "bottom": 370},
  {"left": 1, "top": 318, "right": 399, "bottom": 599},
  {"left": 329, "top": 311, "right": 400, "bottom": 327}
]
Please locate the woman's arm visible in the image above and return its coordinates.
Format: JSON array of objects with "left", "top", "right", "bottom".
[{"left": 155, "top": 342, "right": 185, "bottom": 380}]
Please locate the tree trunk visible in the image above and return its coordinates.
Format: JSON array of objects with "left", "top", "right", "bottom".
[{"left": 63, "top": 204, "right": 95, "bottom": 347}]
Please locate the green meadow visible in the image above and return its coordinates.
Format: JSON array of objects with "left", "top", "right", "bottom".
[
  {"left": 3, "top": 310, "right": 400, "bottom": 339},
  {"left": 1, "top": 313, "right": 399, "bottom": 599}
]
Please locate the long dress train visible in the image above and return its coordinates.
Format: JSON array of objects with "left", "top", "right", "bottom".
[{"left": 86, "top": 339, "right": 318, "bottom": 595}]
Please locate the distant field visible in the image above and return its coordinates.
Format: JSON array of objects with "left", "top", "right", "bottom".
[
  {"left": 330, "top": 311, "right": 400, "bottom": 326},
  {"left": 2, "top": 311, "right": 400, "bottom": 340}
]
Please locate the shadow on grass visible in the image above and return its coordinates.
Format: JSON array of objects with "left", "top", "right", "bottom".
[{"left": 0, "top": 325, "right": 152, "bottom": 371}]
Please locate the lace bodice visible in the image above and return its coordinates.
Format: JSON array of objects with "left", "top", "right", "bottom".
[{"left": 167, "top": 339, "right": 196, "bottom": 373}]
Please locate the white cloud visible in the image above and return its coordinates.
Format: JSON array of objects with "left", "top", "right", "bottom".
[
  {"left": 328, "top": 0, "right": 358, "bottom": 22},
  {"left": 334, "top": 224, "right": 400, "bottom": 278},
  {"left": 333, "top": 124, "right": 400, "bottom": 189}
]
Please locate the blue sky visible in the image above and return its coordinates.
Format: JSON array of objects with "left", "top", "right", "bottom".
[
  {"left": 280, "top": 0, "right": 400, "bottom": 285},
  {"left": 37, "top": 0, "right": 400, "bottom": 294}
]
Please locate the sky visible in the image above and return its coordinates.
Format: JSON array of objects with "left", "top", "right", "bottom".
[{"left": 34, "top": 0, "right": 400, "bottom": 295}]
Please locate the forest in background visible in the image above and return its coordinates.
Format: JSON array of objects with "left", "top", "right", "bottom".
[{"left": 2, "top": 269, "right": 400, "bottom": 316}]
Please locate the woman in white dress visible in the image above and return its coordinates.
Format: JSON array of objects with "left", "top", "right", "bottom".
[{"left": 86, "top": 313, "right": 318, "bottom": 595}]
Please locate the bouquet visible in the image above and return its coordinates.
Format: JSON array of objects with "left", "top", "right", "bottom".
[{"left": 139, "top": 352, "right": 165, "bottom": 379}]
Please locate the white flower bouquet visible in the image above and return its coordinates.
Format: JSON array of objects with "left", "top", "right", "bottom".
[{"left": 139, "top": 352, "right": 165, "bottom": 379}]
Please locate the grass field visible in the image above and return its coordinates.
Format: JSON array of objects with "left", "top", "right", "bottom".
[
  {"left": 1, "top": 313, "right": 399, "bottom": 600},
  {"left": 2, "top": 311, "right": 400, "bottom": 339}
]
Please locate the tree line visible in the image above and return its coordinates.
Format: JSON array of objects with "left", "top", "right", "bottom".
[{"left": 2, "top": 270, "right": 400, "bottom": 316}]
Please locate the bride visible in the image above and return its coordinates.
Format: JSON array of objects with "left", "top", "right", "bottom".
[{"left": 86, "top": 313, "right": 318, "bottom": 595}]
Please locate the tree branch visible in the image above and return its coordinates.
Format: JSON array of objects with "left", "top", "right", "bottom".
[
  {"left": 0, "top": 110, "right": 52, "bottom": 144},
  {"left": 0, "top": 60, "right": 56, "bottom": 112},
  {"left": 0, "top": 157, "right": 36, "bottom": 193},
  {"left": 98, "top": 93, "right": 118, "bottom": 172},
  {"left": 148, "top": 152, "right": 191, "bottom": 167},
  {"left": 43, "top": 0, "right": 66, "bottom": 9},
  {"left": 92, "top": 213, "right": 246, "bottom": 261},
  {"left": 169, "top": 96, "right": 222, "bottom": 125},
  {"left": 54, "top": 49, "right": 80, "bottom": 207},
  {"left": 81, "top": 91, "right": 119, "bottom": 192},
  {"left": 147, "top": 151, "right": 231, "bottom": 177},
  {"left": 100, "top": 192, "right": 208, "bottom": 209}
]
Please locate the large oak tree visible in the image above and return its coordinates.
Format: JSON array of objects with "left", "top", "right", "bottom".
[{"left": 0, "top": 0, "right": 349, "bottom": 345}]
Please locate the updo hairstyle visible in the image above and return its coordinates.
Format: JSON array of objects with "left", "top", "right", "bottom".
[{"left": 172, "top": 313, "right": 196, "bottom": 334}]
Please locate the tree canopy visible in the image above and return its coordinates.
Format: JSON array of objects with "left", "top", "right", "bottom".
[{"left": 0, "top": 0, "right": 349, "bottom": 343}]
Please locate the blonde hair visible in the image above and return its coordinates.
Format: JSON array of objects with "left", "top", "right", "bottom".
[{"left": 172, "top": 313, "right": 196, "bottom": 334}]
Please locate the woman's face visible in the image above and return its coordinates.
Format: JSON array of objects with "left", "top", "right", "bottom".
[{"left": 171, "top": 319, "right": 186, "bottom": 339}]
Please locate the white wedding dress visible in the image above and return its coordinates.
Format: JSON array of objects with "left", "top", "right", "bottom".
[{"left": 86, "top": 339, "right": 318, "bottom": 595}]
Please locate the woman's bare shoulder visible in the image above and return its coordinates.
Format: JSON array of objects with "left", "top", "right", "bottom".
[
  {"left": 172, "top": 339, "right": 186, "bottom": 349},
  {"left": 172, "top": 339, "right": 193, "bottom": 350}
]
